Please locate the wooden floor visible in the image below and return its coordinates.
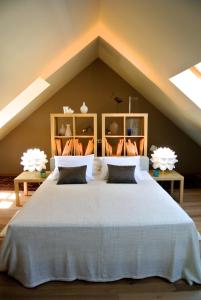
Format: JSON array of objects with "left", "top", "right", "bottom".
[{"left": 0, "top": 188, "right": 201, "bottom": 299}]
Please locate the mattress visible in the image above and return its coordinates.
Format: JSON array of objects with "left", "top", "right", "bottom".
[{"left": 0, "top": 171, "right": 201, "bottom": 287}]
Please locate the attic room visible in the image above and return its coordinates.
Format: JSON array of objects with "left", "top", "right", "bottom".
[{"left": 0, "top": 0, "right": 201, "bottom": 298}]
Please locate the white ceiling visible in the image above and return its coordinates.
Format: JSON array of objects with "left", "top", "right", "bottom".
[{"left": 0, "top": 0, "right": 201, "bottom": 145}]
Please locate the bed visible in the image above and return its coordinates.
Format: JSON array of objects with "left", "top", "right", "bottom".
[{"left": 0, "top": 156, "right": 201, "bottom": 287}]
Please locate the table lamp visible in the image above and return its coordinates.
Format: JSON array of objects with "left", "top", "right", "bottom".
[
  {"left": 151, "top": 147, "right": 178, "bottom": 174},
  {"left": 21, "top": 148, "right": 48, "bottom": 173}
]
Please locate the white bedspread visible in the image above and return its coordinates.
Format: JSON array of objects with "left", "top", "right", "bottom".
[{"left": 0, "top": 171, "right": 201, "bottom": 287}]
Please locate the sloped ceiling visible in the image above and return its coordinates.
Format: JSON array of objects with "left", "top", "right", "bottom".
[
  {"left": 0, "top": 0, "right": 100, "bottom": 109},
  {"left": 0, "top": 0, "right": 201, "bottom": 145}
]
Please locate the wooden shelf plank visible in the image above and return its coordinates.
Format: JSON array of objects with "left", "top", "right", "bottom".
[
  {"left": 125, "top": 135, "right": 145, "bottom": 138},
  {"left": 105, "top": 135, "right": 124, "bottom": 138},
  {"left": 51, "top": 113, "right": 96, "bottom": 118},
  {"left": 105, "top": 136, "right": 146, "bottom": 138},
  {"left": 75, "top": 136, "right": 94, "bottom": 138},
  {"left": 54, "top": 136, "right": 94, "bottom": 138}
]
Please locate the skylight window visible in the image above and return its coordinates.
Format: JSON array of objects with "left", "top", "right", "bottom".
[
  {"left": 191, "top": 62, "right": 201, "bottom": 79},
  {"left": 0, "top": 78, "right": 50, "bottom": 128},
  {"left": 170, "top": 62, "right": 201, "bottom": 109},
  {"left": 194, "top": 62, "right": 201, "bottom": 73}
]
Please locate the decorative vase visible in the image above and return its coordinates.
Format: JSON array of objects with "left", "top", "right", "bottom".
[
  {"left": 80, "top": 102, "right": 88, "bottom": 113},
  {"left": 132, "top": 119, "right": 140, "bottom": 135},
  {"left": 40, "top": 169, "right": 46, "bottom": 178},
  {"left": 153, "top": 169, "right": 159, "bottom": 177},
  {"left": 109, "top": 121, "right": 119, "bottom": 135},
  {"left": 59, "top": 123, "right": 65, "bottom": 136},
  {"left": 126, "top": 118, "right": 134, "bottom": 135},
  {"left": 65, "top": 124, "right": 72, "bottom": 137},
  {"left": 127, "top": 128, "right": 132, "bottom": 136}
]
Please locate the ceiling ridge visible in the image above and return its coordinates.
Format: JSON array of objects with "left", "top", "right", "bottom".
[{"left": 1, "top": 2, "right": 201, "bottom": 145}]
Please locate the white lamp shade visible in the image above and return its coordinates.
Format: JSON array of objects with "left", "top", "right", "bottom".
[
  {"left": 151, "top": 147, "right": 178, "bottom": 171},
  {"left": 21, "top": 148, "right": 48, "bottom": 172}
]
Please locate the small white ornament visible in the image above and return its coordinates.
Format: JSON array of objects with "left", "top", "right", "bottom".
[
  {"left": 80, "top": 102, "right": 88, "bottom": 113},
  {"left": 63, "top": 106, "right": 74, "bottom": 113},
  {"left": 63, "top": 106, "right": 69, "bottom": 113}
]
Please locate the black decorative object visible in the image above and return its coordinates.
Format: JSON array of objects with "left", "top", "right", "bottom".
[{"left": 114, "top": 97, "right": 123, "bottom": 112}]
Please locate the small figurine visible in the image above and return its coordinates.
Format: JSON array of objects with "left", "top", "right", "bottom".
[{"left": 63, "top": 106, "right": 74, "bottom": 113}]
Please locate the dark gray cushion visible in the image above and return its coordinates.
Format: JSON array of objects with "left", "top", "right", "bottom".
[
  {"left": 107, "top": 164, "right": 137, "bottom": 184},
  {"left": 57, "top": 165, "right": 87, "bottom": 184}
]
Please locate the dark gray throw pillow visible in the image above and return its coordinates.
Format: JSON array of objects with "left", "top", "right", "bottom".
[
  {"left": 107, "top": 164, "right": 137, "bottom": 184},
  {"left": 57, "top": 165, "right": 87, "bottom": 184}
]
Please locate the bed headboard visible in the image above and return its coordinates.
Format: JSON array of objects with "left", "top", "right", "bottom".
[
  {"left": 50, "top": 156, "right": 149, "bottom": 172},
  {"left": 139, "top": 156, "right": 149, "bottom": 171}
]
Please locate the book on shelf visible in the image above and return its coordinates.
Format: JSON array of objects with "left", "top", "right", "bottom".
[
  {"left": 56, "top": 138, "right": 95, "bottom": 156},
  {"left": 62, "top": 139, "right": 74, "bottom": 156},
  {"left": 85, "top": 139, "right": 94, "bottom": 156},
  {"left": 139, "top": 138, "right": 144, "bottom": 155},
  {"left": 126, "top": 139, "right": 138, "bottom": 156},
  {"left": 55, "top": 138, "right": 62, "bottom": 155}
]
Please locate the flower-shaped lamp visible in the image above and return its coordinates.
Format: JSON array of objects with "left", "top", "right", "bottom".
[
  {"left": 150, "top": 147, "right": 178, "bottom": 171},
  {"left": 21, "top": 148, "right": 48, "bottom": 172}
]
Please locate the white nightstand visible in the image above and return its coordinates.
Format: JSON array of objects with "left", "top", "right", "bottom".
[{"left": 14, "top": 171, "right": 50, "bottom": 207}]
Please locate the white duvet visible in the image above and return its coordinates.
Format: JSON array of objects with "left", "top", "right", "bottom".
[{"left": 0, "top": 171, "right": 201, "bottom": 287}]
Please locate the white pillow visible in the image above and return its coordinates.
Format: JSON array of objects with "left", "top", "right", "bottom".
[
  {"left": 92, "top": 157, "right": 102, "bottom": 178},
  {"left": 100, "top": 156, "right": 140, "bottom": 180},
  {"left": 52, "top": 155, "right": 94, "bottom": 181}
]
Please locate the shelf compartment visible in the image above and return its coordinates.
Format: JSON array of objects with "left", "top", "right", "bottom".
[
  {"left": 75, "top": 116, "right": 94, "bottom": 136},
  {"left": 125, "top": 116, "right": 144, "bottom": 136},
  {"left": 104, "top": 116, "right": 124, "bottom": 136},
  {"left": 125, "top": 137, "right": 145, "bottom": 156},
  {"left": 54, "top": 137, "right": 95, "bottom": 156},
  {"left": 50, "top": 113, "right": 97, "bottom": 156},
  {"left": 102, "top": 113, "right": 148, "bottom": 156},
  {"left": 104, "top": 137, "right": 125, "bottom": 156},
  {"left": 55, "top": 117, "right": 73, "bottom": 136}
]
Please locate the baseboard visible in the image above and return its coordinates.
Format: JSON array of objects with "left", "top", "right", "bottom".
[{"left": 0, "top": 173, "right": 18, "bottom": 177}]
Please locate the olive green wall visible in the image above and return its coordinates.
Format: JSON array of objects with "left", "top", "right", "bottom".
[{"left": 0, "top": 59, "right": 200, "bottom": 175}]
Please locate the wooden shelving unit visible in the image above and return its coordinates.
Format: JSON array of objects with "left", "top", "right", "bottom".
[
  {"left": 50, "top": 113, "right": 97, "bottom": 156},
  {"left": 102, "top": 113, "right": 148, "bottom": 156}
]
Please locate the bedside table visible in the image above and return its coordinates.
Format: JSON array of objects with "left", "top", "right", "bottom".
[
  {"left": 14, "top": 171, "right": 50, "bottom": 207},
  {"left": 149, "top": 170, "right": 184, "bottom": 204}
]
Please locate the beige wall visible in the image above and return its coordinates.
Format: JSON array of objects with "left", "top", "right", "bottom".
[{"left": 0, "top": 59, "right": 200, "bottom": 175}]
